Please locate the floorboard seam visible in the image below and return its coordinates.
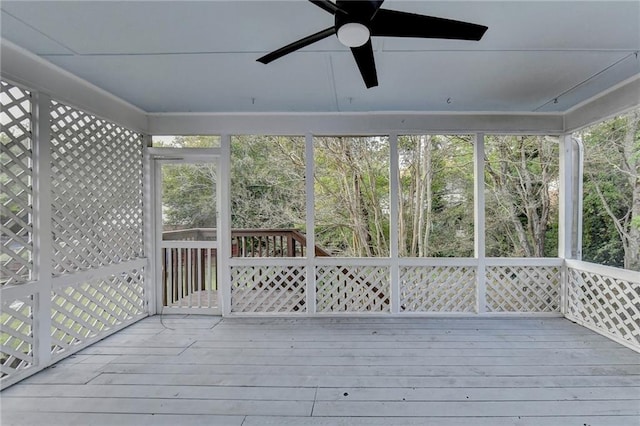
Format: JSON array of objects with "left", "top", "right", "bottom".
[{"left": 310, "top": 386, "right": 319, "bottom": 417}]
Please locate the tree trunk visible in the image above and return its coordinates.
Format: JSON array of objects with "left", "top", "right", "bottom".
[{"left": 624, "top": 112, "right": 640, "bottom": 270}]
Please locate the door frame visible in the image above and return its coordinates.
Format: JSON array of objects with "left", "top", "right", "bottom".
[{"left": 150, "top": 148, "right": 222, "bottom": 315}]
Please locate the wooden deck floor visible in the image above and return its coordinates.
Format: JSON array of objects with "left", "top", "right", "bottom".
[{"left": 1, "top": 316, "right": 639, "bottom": 425}]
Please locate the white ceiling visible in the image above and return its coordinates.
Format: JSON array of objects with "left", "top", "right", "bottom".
[{"left": 1, "top": 1, "right": 639, "bottom": 113}]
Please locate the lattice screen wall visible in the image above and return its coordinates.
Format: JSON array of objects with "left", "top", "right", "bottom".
[
  {"left": 400, "top": 266, "right": 476, "bottom": 312},
  {"left": 51, "top": 269, "right": 145, "bottom": 356},
  {"left": 1, "top": 81, "right": 32, "bottom": 287},
  {"left": 0, "top": 295, "right": 34, "bottom": 380},
  {"left": 485, "top": 265, "right": 560, "bottom": 312},
  {"left": 50, "top": 101, "right": 144, "bottom": 275},
  {"left": 316, "top": 266, "right": 390, "bottom": 313},
  {"left": 567, "top": 267, "right": 640, "bottom": 349},
  {"left": 48, "top": 100, "right": 146, "bottom": 357},
  {"left": 1, "top": 81, "right": 147, "bottom": 388},
  {"left": 231, "top": 266, "right": 306, "bottom": 313}
]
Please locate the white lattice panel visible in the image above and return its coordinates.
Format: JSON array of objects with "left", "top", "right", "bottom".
[
  {"left": 51, "top": 269, "right": 145, "bottom": 355},
  {"left": 1, "top": 295, "right": 34, "bottom": 381},
  {"left": 1, "top": 81, "right": 33, "bottom": 286},
  {"left": 316, "top": 266, "right": 390, "bottom": 313},
  {"left": 568, "top": 268, "right": 640, "bottom": 347},
  {"left": 231, "top": 266, "right": 306, "bottom": 313},
  {"left": 49, "top": 101, "right": 143, "bottom": 275},
  {"left": 400, "top": 266, "right": 476, "bottom": 312},
  {"left": 486, "top": 266, "right": 560, "bottom": 312}
]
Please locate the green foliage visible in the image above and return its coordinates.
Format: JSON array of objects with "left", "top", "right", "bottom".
[
  {"left": 314, "top": 137, "right": 390, "bottom": 257},
  {"left": 231, "top": 135, "right": 306, "bottom": 230},
  {"left": 154, "top": 135, "right": 219, "bottom": 148},
  {"left": 578, "top": 108, "right": 640, "bottom": 270},
  {"left": 162, "top": 162, "right": 217, "bottom": 228},
  {"left": 484, "top": 135, "right": 559, "bottom": 257},
  {"left": 582, "top": 183, "right": 624, "bottom": 266},
  {"left": 398, "top": 135, "right": 474, "bottom": 257}
]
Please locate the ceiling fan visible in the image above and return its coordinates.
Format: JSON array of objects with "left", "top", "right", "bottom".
[{"left": 257, "top": 0, "right": 488, "bottom": 89}]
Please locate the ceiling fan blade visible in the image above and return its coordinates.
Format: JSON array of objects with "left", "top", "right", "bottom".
[
  {"left": 370, "top": 9, "right": 488, "bottom": 41},
  {"left": 308, "top": 0, "right": 343, "bottom": 15},
  {"left": 350, "top": 39, "right": 378, "bottom": 88},
  {"left": 257, "top": 27, "right": 336, "bottom": 64},
  {"left": 337, "top": 0, "right": 384, "bottom": 20}
]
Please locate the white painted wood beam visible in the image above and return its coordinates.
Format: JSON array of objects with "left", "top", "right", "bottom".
[{"left": 0, "top": 40, "right": 148, "bottom": 133}]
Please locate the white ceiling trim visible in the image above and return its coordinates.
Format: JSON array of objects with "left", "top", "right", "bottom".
[{"left": 0, "top": 40, "right": 148, "bottom": 133}]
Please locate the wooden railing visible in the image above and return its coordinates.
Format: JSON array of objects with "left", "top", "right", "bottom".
[
  {"left": 230, "top": 229, "right": 331, "bottom": 258},
  {"left": 162, "top": 228, "right": 388, "bottom": 313},
  {"left": 162, "top": 228, "right": 331, "bottom": 257},
  {"left": 161, "top": 228, "right": 330, "bottom": 309}
]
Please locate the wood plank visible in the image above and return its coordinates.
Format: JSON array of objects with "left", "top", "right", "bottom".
[
  {"left": 107, "top": 353, "right": 640, "bottom": 366},
  {"left": 241, "top": 416, "right": 640, "bottom": 426},
  {"left": 91, "top": 336, "right": 196, "bottom": 348},
  {"left": 189, "top": 339, "right": 624, "bottom": 349},
  {"left": 178, "top": 346, "right": 635, "bottom": 359},
  {"left": 79, "top": 346, "right": 187, "bottom": 355},
  {"left": 96, "top": 362, "right": 640, "bottom": 377},
  {"left": 0, "top": 412, "right": 244, "bottom": 426},
  {"left": 88, "top": 372, "right": 640, "bottom": 388},
  {"left": 189, "top": 333, "right": 608, "bottom": 342},
  {"left": 314, "top": 386, "right": 640, "bottom": 401},
  {"left": 311, "top": 400, "right": 640, "bottom": 417},
  {"left": 1, "top": 397, "right": 313, "bottom": 416},
  {"left": 2, "top": 384, "right": 316, "bottom": 401}
]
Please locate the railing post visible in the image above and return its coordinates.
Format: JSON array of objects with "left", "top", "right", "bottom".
[
  {"left": 32, "top": 92, "right": 53, "bottom": 368},
  {"left": 287, "top": 235, "right": 295, "bottom": 257},
  {"left": 558, "top": 134, "right": 579, "bottom": 315},
  {"left": 474, "top": 133, "right": 486, "bottom": 314},
  {"left": 142, "top": 135, "right": 156, "bottom": 315},
  {"left": 305, "top": 133, "right": 316, "bottom": 314},
  {"left": 220, "top": 135, "right": 232, "bottom": 315},
  {"left": 389, "top": 133, "right": 400, "bottom": 314}
]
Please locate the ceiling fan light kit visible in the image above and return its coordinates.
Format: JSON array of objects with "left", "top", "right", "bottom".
[
  {"left": 257, "top": 0, "right": 488, "bottom": 88},
  {"left": 337, "top": 22, "right": 370, "bottom": 47}
]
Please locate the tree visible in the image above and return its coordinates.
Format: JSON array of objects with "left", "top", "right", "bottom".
[
  {"left": 314, "top": 137, "right": 389, "bottom": 257},
  {"left": 230, "top": 135, "right": 306, "bottom": 230},
  {"left": 162, "top": 163, "right": 217, "bottom": 229},
  {"left": 398, "top": 135, "right": 474, "bottom": 257},
  {"left": 580, "top": 108, "right": 640, "bottom": 271},
  {"left": 484, "top": 135, "right": 559, "bottom": 257}
]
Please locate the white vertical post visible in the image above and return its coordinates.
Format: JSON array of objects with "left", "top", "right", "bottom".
[
  {"left": 474, "top": 133, "right": 486, "bottom": 314},
  {"left": 389, "top": 133, "right": 400, "bottom": 314},
  {"left": 558, "top": 134, "right": 574, "bottom": 260},
  {"left": 305, "top": 133, "right": 316, "bottom": 315},
  {"left": 142, "top": 135, "right": 156, "bottom": 315},
  {"left": 153, "top": 159, "right": 164, "bottom": 312},
  {"left": 558, "top": 134, "right": 574, "bottom": 315},
  {"left": 219, "top": 135, "right": 232, "bottom": 315},
  {"left": 574, "top": 138, "right": 584, "bottom": 261},
  {"left": 32, "top": 92, "right": 53, "bottom": 367}
]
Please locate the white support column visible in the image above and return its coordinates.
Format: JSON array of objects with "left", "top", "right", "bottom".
[
  {"left": 305, "top": 133, "right": 316, "bottom": 315},
  {"left": 558, "top": 133, "right": 577, "bottom": 315},
  {"left": 142, "top": 135, "right": 156, "bottom": 315},
  {"left": 474, "top": 133, "right": 486, "bottom": 314},
  {"left": 152, "top": 157, "right": 164, "bottom": 314},
  {"left": 558, "top": 134, "right": 574, "bottom": 260},
  {"left": 574, "top": 138, "right": 584, "bottom": 261},
  {"left": 219, "top": 134, "right": 232, "bottom": 315},
  {"left": 389, "top": 133, "right": 400, "bottom": 314},
  {"left": 32, "top": 92, "right": 53, "bottom": 367}
]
